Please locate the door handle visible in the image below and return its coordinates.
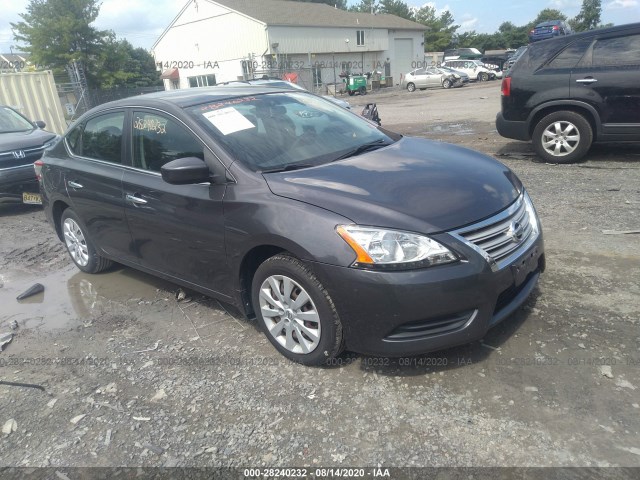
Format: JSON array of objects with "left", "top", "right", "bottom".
[
  {"left": 126, "top": 194, "right": 148, "bottom": 205},
  {"left": 67, "top": 181, "right": 83, "bottom": 189},
  {"left": 576, "top": 78, "right": 597, "bottom": 84}
]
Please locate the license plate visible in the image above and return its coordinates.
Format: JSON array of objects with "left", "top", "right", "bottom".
[
  {"left": 22, "top": 192, "right": 42, "bottom": 205},
  {"left": 511, "top": 246, "right": 539, "bottom": 287}
]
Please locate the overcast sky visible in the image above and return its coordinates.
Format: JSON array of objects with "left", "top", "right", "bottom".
[{"left": 1, "top": 0, "right": 638, "bottom": 54}]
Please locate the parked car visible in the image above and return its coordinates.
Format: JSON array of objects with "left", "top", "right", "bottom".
[
  {"left": 0, "top": 106, "right": 58, "bottom": 204},
  {"left": 441, "top": 59, "right": 496, "bottom": 82},
  {"left": 40, "top": 86, "right": 545, "bottom": 365},
  {"left": 497, "top": 22, "right": 640, "bottom": 163},
  {"left": 529, "top": 20, "right": 572, "bottom": 43},
  {"left": 402, "top": 66, "right": 464, "bottom": 91}
]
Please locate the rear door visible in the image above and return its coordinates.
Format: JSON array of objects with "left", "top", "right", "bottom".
[
  {"left": 63, "top": 110, "right": 134, "bottom": 261},
  {"left": 571, "top": 31, "right": 640, "bottom": 136},
  {"left": 122, "top": 109, "right": 231, "bottom": 297}
]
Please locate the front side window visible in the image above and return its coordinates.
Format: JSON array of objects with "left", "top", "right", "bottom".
[
  {"left": 593, "top": 34, "right": 640, "bottom": 66},
  {"left": 356, "top": 30, "right": 365, "bottom": 46},
  {"left": 72, "top": 111, "right": 125, "bottom": 163},
  {"left": 132, "top": 111, "right": 204, "bottom": 172}
]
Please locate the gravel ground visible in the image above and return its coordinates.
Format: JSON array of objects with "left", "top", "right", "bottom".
[{"left": 0, "top": 81, "right": 639, "bottom": 471}]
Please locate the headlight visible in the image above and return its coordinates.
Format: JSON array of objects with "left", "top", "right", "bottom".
[
  {"left": 336, "top": 225, "right": 458, "bottom": 270},
  {"left": 43, "top": 135, "right": 61, "bottom": 151}
]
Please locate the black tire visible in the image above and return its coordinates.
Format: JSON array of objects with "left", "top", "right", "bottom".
[
  {"left": 477, "top": 72, "right": 489, "bottom": 82},
  {"left": 442, "top": 79, "right": 452, "bottom": 89},
  {"left": 407, "top": 82, "right": 416, "bottom": 92},
  {"left": 358, "top": 86, "right": 366, "bottom": 95},
  {"left": 532, "top": 111, "right": 593, "bottom": 164},
  {"left": 348, "top": 90, "right": 355, "bottom": 96},
  {"left": 60, "top": 208, "right": 113, "bottom": 274},
  {"left": 251, "top": 254, "right": 344, "bottom": 366}
]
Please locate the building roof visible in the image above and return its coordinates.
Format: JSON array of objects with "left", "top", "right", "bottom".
[{"left": 213, "top": 0, "right": 426, "bottom": 30}]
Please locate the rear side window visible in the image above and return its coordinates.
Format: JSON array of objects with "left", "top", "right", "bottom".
[
  {"left": 593, "top": 34, "right": 640, "bottom": 66},
  {"left": 548, "top": 38, "right": 593, "bottom": 68},
  {"left": 68, "top": 112, "right": 125, "bottom": 163},
  {"left": 132, "top": 111, "right": 204, "bottom": 172}
]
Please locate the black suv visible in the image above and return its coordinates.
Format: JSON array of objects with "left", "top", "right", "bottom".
[{"left": 496, "top": 22, "right": 640, "bottom": 163}]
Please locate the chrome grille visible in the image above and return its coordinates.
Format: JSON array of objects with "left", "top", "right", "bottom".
[{"left": 453, "top": 195, "right": 538, "bottom": 270}]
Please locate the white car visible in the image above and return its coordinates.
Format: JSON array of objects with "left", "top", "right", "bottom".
[{"left": 441, "top": 60, "right": 496, "bottom": 82}]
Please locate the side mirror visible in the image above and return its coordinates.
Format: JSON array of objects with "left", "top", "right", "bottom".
[
  {"left": 161, "top": 157, "right": 211, "bottom": 185},
  {"left": 35, "top": 120, "right": 46, "bottom": 129}
]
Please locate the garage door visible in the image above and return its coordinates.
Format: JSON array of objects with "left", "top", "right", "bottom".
[{"left": 393, "top": 38, "right": 414, "bottom": 85}]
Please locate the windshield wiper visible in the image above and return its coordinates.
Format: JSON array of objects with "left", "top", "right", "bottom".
[
  {"left": 331, "top": 139, "right": 392, "bottom": 162},
  {"left": 260, "top": 163, "right": 315, "bottom": 174}
]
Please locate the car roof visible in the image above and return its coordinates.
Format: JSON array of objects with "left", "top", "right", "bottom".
[
  {"left": 529, "top": 21, "right": 639, "bottom": 47},
  {"left": 85, "top": 86, "right": 299, "bottom": 111}
]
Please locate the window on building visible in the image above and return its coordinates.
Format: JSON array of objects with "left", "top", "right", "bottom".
[
  {"left": 356, "top": 30, "right": 365, "bottom": 46},
  {"left": 132, "top": 111, "right": 204, "bottom": 172},
  {"left": 188, "top": 74, "right": 217, "bottom": 88}
]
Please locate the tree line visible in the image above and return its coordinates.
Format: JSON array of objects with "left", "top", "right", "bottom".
[{"left": 299, "top": 0, "right": 608, "bottom": 51}]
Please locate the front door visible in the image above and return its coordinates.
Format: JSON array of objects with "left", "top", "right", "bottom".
[{"left": 122, "top": 109, "right": 231, "bottom": 298}]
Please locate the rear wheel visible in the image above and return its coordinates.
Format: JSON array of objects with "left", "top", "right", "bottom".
[
  {"left": 61, "top": 209, "right": 113, "bottom": 273},
  {"left": 252, "top": 254, "right": 343, "bottom": 366},
  {"left": 477, "top": 72, "right": 489, "bottom": 82},
  {"left": 532, "top": 111, "right": 593, "bottom": 164},
  {"left": 442, "top": 78, "right": 452, "bottom": 89},
  {"left": 407, "top": 82, "right": 416, "bottom": 92},
  {"left": 358, "top": 86, "right": 367, "bottom": 95}
]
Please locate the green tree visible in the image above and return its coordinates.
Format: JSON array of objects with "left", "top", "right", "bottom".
[
  {"left": 530, "top": 8, "right": 567, "bottom": 26},
  {"left": 498, "top": 21, "right": 529, "bottom": 48},
  {"left": 349, "top": 0, "right": 378, "bottom": 13},
  {"left": 415, "top": 5, "right": 458, "bottom": 51},
  {"left": 11, "top": 0, "right": 109, "bottom": 84},
  {"left": 570, "top": 0, "right": 602, "bottom": 31},
  {"left": 95, "top": 37, "right": 161, "bottom": 88},
  {"left": 378, "top": 0, "right": 413, "bottom": 20}
]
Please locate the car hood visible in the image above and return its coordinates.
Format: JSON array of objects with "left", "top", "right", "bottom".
[
  {"left": 263, "top": 137, "right": 522, "bottom": 233},
  {"left": 0, "top": 129, "right": 57, "bottom": 152}
]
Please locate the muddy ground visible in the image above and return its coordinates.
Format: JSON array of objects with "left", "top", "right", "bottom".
[{"left": 1, "top": 82, "right": 639, "bottom": 470}]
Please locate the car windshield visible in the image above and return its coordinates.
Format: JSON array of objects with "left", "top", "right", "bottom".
[
  {"left": 188, "top": 92, "right": 397, "bottom": 172},
  {"left": 0, "top": 106, "right": 35, "bottom": 133}
]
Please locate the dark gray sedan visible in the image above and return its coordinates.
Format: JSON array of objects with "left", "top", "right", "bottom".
[{"left": 40, "top": 87, "right": 544, "bottom": 365}]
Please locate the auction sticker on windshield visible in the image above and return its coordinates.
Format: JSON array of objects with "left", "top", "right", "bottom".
[{"left": 202, "top": 107, "right": 255, "bottom": 135}]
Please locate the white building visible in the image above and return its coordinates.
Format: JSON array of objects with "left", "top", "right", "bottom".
[{"left": 152, "top": 0, "right": 426, "bottom": 92}]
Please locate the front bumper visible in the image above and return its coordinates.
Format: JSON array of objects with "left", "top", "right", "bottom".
[
  {"left": 312, "top": 230, "right": 544, "bottom": 356},
  {"left": 0, "top": 165, "right": 39, "bottom": 203},
  {"left": 496, "top": 111, "right": 530, "bottom": 141}
]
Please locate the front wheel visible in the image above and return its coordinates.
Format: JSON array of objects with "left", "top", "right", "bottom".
[
  {"left": 442, "top": 79, "right": 452, "bottom": 89},
  {"left": 348, "top": 90, "right": 355, "bottom": 96},
  {"left": 477, "top": 72, "right": 489, "bottom": 82},
  {"left": 407, "top": 82, "right": 416, "bottom": 92},
  {"left": 358, "top": 86, "right": 366, "bottom": 95},
  {"left": 532, "top": 111, "right": 593, "bottom": 163},
  {"left": 61, "top": 208, "right": 113, "bottom": 273},
  {"left": 252, "top": 254, "right": 344, "bottom": 366}
]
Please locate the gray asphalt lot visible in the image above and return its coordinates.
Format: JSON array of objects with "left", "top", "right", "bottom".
[{"left": 0, "top": 81, "right": 639, "bottom": 469}]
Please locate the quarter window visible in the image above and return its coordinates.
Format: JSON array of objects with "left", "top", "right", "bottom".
[
  {"left": 548, "top": 38, "right": 592, "bottom": 68},
  {"left": 132, "top": 112, "right": 204, "bottom": 172},
  {"left": 593, "top": 34, "right": 640, "bottom": 66},
  {"left": 69, "top": 112, "right": 125, "bottom": 163},
  {"left": 356, "top": 30, "right": 365, "bottom": 46}
]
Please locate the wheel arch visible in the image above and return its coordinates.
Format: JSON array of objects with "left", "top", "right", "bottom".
[
  {"left": 527, "top": 101, "right": 600, "bottom": 139},
  {"left": 51, "top": 199, "right": 71, "bottom": 242}
]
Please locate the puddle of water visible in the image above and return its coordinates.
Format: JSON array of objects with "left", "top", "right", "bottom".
[{"left": 0, "top": 264, "right": 179, "bottom": 332}]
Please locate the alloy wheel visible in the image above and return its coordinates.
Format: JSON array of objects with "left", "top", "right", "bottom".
[
  {"left": 258, "top": 275, "right": 321, "bottom": 354},
  {"left": 541, "top": 121, "right": 580, "bottom": 157},
  {"left": 63, "top": 218, "right": 89, "bottom": 267}
]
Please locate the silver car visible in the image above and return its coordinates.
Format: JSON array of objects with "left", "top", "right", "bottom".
[{"left": 402, "top": 67, "right": 453, "bottom": 92}]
